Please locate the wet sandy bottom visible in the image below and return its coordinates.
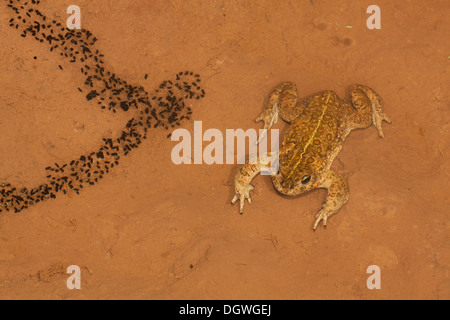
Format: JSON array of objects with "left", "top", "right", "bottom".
[{"left": 0, "top": 0, "right": 448, "bottom": 299}]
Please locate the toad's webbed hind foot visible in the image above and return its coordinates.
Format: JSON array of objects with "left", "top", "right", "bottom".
[
  {"left": 349, "top": 85, "right": 391, "bottom": 138},
  {"left": 256, "top": 82, "right": 301, "bottom": 143}
]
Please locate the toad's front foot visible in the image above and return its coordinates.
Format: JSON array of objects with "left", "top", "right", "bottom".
[
  {"left": 231, "top": 182, "right": 254, "bottom": 213},
  {"left": 313, "top": 170, "right": 349, "bottom": 230},
  {"left": 231, "top": 155, "right": 272, "bottom": 213},
  {"left": 313, "top": 206, "right": 333, "bottom": 230}
]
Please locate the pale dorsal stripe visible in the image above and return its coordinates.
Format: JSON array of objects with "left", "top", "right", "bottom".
[{"left": 286, "top": 93, "right": 331, "bottom": 179}]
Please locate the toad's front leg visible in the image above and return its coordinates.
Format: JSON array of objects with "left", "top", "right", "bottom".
[
  {"left": 231, "top": 153, "right": 276, "bottom": 213},
  {"left": 313, "top": 170, "right": 349, "bottom": 230}
]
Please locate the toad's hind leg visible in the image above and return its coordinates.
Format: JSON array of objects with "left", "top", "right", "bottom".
[
  {"left": 256, "top": 82, "right": 304, "bottom": 142},
  {"left": 347, "top": 85, "right": 391, "bottom": 137}
]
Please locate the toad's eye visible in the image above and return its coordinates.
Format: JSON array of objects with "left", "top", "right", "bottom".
[{"left": 301, "top": 175, "right": 311, "bottom": 184}]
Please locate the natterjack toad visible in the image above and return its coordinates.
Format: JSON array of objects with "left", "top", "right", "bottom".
[{"left": 231, "top": 83, "right": 391, "bottom": 230}]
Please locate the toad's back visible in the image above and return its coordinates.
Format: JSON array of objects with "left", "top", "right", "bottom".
[{"left": 279, "top": 91, "right": 345, "bottom": 186}]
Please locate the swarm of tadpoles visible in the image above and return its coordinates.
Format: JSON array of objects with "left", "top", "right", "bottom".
[{"left": 1, "top": 0, "right": 205, "bottom": 213}]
